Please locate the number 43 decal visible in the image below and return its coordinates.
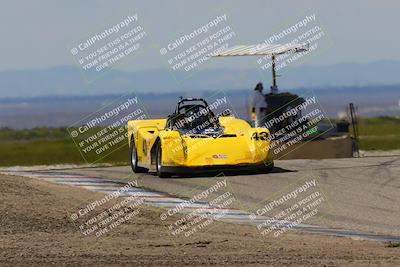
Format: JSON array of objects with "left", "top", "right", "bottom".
[{"left": 251, "top": 132, "right": 269, "bottom": 141}]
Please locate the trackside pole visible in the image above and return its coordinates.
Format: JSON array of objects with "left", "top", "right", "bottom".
[
  {"left": 272, "top": 53, "right": 276, "bottom": 88},
  {"left": 349, "top": 103, "right": 360, "bottom": 157}
]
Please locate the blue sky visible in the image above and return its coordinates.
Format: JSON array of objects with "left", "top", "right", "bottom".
[{"left": 0, "top": 0, "right": 399, "bottom": 71}]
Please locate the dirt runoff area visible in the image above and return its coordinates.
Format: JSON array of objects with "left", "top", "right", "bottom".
[{"left": 1, "top": 173, "right": 399, "bottom": 267}]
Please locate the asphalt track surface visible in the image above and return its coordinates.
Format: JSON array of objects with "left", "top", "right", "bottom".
[{"left": 4, "top": 156, "right": 400, "bottom": 242}]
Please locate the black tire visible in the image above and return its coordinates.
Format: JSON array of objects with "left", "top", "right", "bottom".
[
  {"left": 156, "top": 142, "right": 170, "bottom": 178},
  {"left": 264, "top": 161, "right": 274, "bottom": 172},
  {"left": 130, "top": 137, "right": 148, "bottom": 173}
]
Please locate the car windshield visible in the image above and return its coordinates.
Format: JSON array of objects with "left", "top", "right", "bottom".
[{"left": 172, "top": 104, "right": 219, "bottom": 134}]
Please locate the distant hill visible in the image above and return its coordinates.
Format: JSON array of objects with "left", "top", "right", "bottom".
[
  {"left": 0, "top": 85, "right": 398, "bottom": 129},
  {"left": 0, "top": 60, "right": 400, "bottom": 98}
]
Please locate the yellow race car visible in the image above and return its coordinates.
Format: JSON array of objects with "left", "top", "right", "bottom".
[{"left": 128, "top": 98, "right": 273, "bottom": 177}]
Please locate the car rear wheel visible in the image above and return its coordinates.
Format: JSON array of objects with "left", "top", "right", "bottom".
[
  {"left": 156, "top": 142, "right": 170, "bottom": 178},
  {"left": 130, "top": 137, "right": 148, "bottom": 173}
]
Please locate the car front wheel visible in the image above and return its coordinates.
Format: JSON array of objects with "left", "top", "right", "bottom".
[{"left": 156, "top": 142, "right": 170, "bottom": 178}]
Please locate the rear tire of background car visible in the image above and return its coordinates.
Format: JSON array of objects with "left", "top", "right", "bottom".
[
  {"left": 156, "top": 142, "right": 170, "bottom": 178},
  {"left": 130, "top": 138, "right": 148, "bottom": 173}
]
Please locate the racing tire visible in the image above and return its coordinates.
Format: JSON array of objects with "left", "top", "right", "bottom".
[
  {"left": 264, "top": 161, "right": 274, "bottom": 172},
  {"left": 156, "top": 142, "right": 171, "bottom": 178},
  {"left": 130, "top": 137, "right": 148, "bottom": 173}
]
